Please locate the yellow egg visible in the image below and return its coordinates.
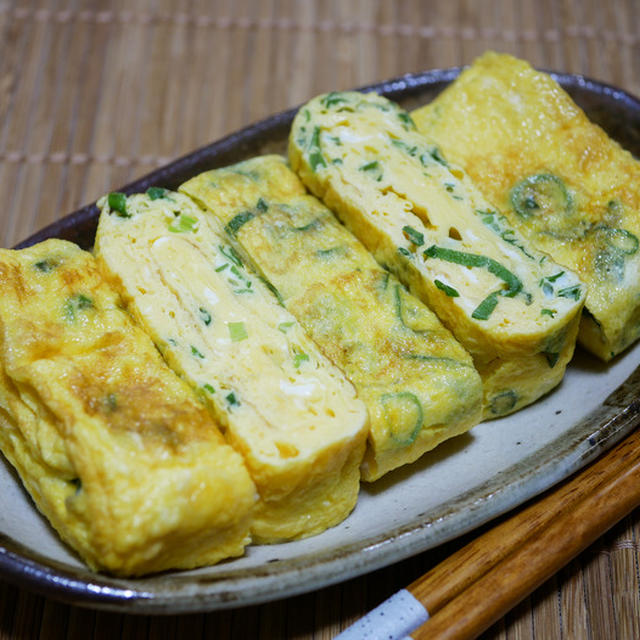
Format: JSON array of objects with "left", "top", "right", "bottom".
[
  {"left": 181, "top": 154, "right": 482, "bottom": 481},
  {"left": 411, "top": 51, "right": 640, "bottom": 361},
  {"left": 0, "top": 239, "right": 255, "bottom": 576},
  {"left": 289, "top": 91, "right": 585, "bottom": 418},
  {"left": 95, "top": 190, "right": 368, "bottom": 543}
]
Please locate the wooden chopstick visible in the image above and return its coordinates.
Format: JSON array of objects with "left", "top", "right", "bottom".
[
  {"left": 336, "top": 426, "right": 640, "bottom": 640},
  {"left": 409, "top": 424, "right": 640, "bottom": 619},
  {"left": 411, "top": 428, "right": 640, "bottom": 639}
]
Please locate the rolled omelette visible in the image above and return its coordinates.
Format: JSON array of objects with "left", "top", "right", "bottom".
[
  {"left": 411, "top": 51, "right": 640, "bottom": 361},
  {"left": 289, "top": 91, "right": 586, "bottom": 418},
  {"left": 180, "top": 155, "right": 483, "bottom": 481},
  {"left": 95, "top": 189, "right": 368, "bottom": 543},
  {"left": 0, "top": 239, "right": 256, "bottom": 576}
]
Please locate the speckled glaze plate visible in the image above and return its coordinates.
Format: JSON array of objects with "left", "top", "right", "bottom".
[{"left": 2, "top": 68, "right": 640, "bottom": 614}]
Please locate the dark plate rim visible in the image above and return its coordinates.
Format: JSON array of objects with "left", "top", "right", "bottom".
[{"left": 3, "top": 65, "right": 640, "bottom": 614}]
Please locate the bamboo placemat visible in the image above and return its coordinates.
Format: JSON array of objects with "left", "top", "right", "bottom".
[{"left": 1, "top": 1, "right": 639, "bottom": 638}]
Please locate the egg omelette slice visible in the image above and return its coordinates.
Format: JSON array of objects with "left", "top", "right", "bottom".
[
  {"left": 181, "top": 155, "right": 483, "bottom": 481},
  {"left": 0, "top": 239, "right": 256, "bottom": 576},
  {"left": 411, "top": 52, "right": 640, "bottom": 361},
  {"left": 95, "top": 190, "right": 368, "bottom": 543},
  {"left": 289, "top": 91, "right": 586, "bottom": 418}
]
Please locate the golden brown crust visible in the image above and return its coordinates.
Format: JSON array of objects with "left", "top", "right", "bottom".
[{"left": 0, "top": 239, "right": 256, "bottom": 576}]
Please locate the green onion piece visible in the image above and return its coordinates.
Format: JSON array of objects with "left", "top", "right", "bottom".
[
  {"left": 106, "top": 393, "right": 118, "bottom": 411},
  {"left": 293, "top": 219, "right": 321, "bottom": 232},
  {"left": 278, "top": 322, "right": 295, "bottom": 333},
  {"left": 76, "top": 293, "right": 93, "bottom": 310},
  {"left": 107, "top": 192, "right": 129, "bottom": 217},
  {"left": 226, "top": 391, "right": 239, "bottom": 406},
  {"left": 397, "top": 246, "right": 412, "bottom": 257},
  {"left": 219, "top": 245, "right": 243, "bottom": 267},
  {"left": 359, "top": 160, "right": 379, "bottom": 172},
  {"left": 541, "top": 308, "right": 556, "bottom": 318},
  {"left": 308, "top": 126, "right": 327, "bottom": 172},
  {"left": 215, "top": 263, "right": 229, "bottom": 272},
  {"left": 510, "top": 173, "right": 572, "bottom": 220},
  {"left": 256, "top": 197, "right": 268, "bottom": 212},
  {"left": 558, "top": 285, "right": 582, "bottom": 301},
  {"left": 397, "top": 111, "right": 415, "bottom": 129},
  {"left": 402, "top": 354, "right": 472, "bottom": 368},
  {"left": 169, "top": 213, "right": 198, "bottom": 233},
  {"left": 322, "top": 92, "right": 348, "bottom": 108},
  {"left": 258, "top": 276, "right": 284, "bottom": 307},
  {"left": 391, "top": 139, "right": 418, "bottom": 157},
  {"left": 225, "top": 211, "right": 254, "bottom": 237},
  {"left": 191, "top": 345, "right": 205, "bottom": 359},
  {"left": 146, "top": 186, "right": 168, "bottom": 200},
  {"left": 402, "top": 225, "right": 424, "bottom": 246},
  {"left": 199, "top": 307, "right": 212, "bottom": 326},
  {"left": 486, "top": 260, "right": 522, "bottom": 296},
  {"left": 380, "top": 392, "right": 424, "bottom": 446},
  {"left": 424, "top": 244, "right": 486, "bottom": 268},
  {"left": 316, "top": 246, "right": 344, "bottom": 259},
  {"left": 34, "top": 259, "right": 55, "bottom": 273},
  {"left": 430, "top": 147, "right": 449, "bottom": 167},
  {"left": 434, "top": 279, "right": 459, "bottom": 297},
  {"left": 63, "top": 294, "right": 94, "bottom": 322},
  {"left": 293, "top": 353, "right": 310, "bottom": 368},
  {"left": 203, "top": 383, "right": 215, "bottom": 394},
  {"left": 472, "top": 291, "right": 500, "bottom": 321},
  {"left": 544, "top": 351, "right": 560, "bottom": 368},
  {"left": 228, "top": 321, "right": 248, "bottom": 342},
  {"left": 358, "top": 160, "right": 383, "bottom": 181},
  {"left": 424, "top": 245, "right": 522, "bottom": 296},
  {"left": 489, "top": 390, "right": 518, "bottom": 415},
  {"left": 605, "top": 228, "right": 639, "bottom": 255},
  {"left": 394, "top": 283, "right": 431, "bottom": 332}
]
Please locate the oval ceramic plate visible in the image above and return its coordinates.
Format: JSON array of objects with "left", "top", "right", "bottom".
[{"left": 2, "top": 68, "right": 640, "bottom": 614}]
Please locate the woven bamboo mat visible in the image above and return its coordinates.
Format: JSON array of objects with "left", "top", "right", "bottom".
[{"left": 1, "top": 1, "right": 639, "bottom": 638}]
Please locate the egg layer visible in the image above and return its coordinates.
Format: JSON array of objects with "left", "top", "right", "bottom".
[
  {"left": 289, "top": 91, "right": 585, "bottom": 417},
  {"left": 181, "top": 155, "right": 482, "bottom": 481},
  {"left": 95, "top": 191, "right": 368, "bottom": 542}
]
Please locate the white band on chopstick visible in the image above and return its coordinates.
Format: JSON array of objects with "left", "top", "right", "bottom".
[{"left": 334, "top": 588, "right": 429, "bottom": 640}]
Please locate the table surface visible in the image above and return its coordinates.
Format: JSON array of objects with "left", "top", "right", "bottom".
[{"left": 1, "top": 1, "right": 640, "bottom": 638}]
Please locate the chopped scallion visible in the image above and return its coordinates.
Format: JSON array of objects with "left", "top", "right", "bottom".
[
  {"left": 225, "top": 211, "right": 254, "bottom": 237},
  {"left": 228, "top": 321, "right": 248, "bottom": 342},
  {"left": 146, "top": 186, "right": 168, "bottom": 200},
  {"left": 191, "top": 345, "right": 205, "bottom": 359},
  {"left": 199, "top": 307, "right": 212, "bottom": 326},
  {"left": 558, "top": 285, "right": 582, "bottom": 301},
  {"left": 293, "top": 353, "right": 309, "bottom": 368},
  {"left": 434, "top": 279, "right": 459, "bottom": 297},
  {"left": 107, "top": 192, "right": 129, "bottom": 217},
  {"left": 402, "top": 225, "right": 424, "bottom": 246},
  {"left": 472, "top": 291, "right": 499, "bottom": 321},
  {"left": 169, "top": 213, "right": 198, "bottom": 233}
]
